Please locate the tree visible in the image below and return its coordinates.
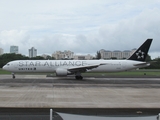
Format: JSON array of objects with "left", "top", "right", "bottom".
[
  {"left": 96, "top": 51, "right": 101, "bottom": 59},
  {"left": 0, "top": 53, "right": 29, "bottom": 68},
  {"left": 145, "top": 54, "right": 152, "bottom": 62},
  {"left": 147, "top": 57, "right": 160, "bottom": 69},
  {"left": 45, "top": 55, "right": 55, "bottom": 60},
  {"left": 30, "top": 56, "right": 45, "bottom": 60}
]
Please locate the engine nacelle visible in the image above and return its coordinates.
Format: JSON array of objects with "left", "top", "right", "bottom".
[{"left": 55, "top": 68, "right": 68, "bottom": 76}]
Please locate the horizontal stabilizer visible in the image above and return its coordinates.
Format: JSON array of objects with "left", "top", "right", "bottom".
[{"left": 133, "top": 62, "right": 150, "bottom": 67}]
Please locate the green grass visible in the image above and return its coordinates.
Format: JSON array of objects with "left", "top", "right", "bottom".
[
  {"left": 0, "top": 68, "right": 160, "bottom": 77},
  {"left": 82, "top": 70, "right": 160, "bottom": 77},
  {"left": 0, "top": 68, "right": 11, "bottom": 74}
]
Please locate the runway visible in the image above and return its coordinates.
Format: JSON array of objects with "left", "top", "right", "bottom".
[
  {"left": 0, "top": 75, "right": 160, "bottom": 88},
  {"left": 0, "top": 75, "right": 160, "bottom": 109}
]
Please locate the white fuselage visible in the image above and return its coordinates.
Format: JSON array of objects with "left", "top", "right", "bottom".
[{"left": 2, "top": 60, "right": 149, "bottom": 73}]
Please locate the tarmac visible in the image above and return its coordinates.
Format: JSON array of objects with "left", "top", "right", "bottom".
[{"left": 0, "top": 74, "right": 159, "bottom": 110}]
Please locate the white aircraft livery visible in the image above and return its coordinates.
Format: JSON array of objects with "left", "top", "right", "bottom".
[{"left": 3, "top": 39, "right": 152, "bottom": 79}]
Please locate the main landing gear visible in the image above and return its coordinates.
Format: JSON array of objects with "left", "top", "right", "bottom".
[
  {"left": 12, "top": 73, "right": 15, "bottom": 79},
  {"left": 75, "top": 75, "right": 83, "bottom": 80},
  {"left": 75, "top": 72, "right": 83, "bottom": 80}
]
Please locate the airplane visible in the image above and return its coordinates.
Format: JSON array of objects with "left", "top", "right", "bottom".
[{"left": 2, "top": 39, "right": 152, "bottom": 80}]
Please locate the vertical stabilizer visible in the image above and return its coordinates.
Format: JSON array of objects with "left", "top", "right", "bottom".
[{"left": 128, "top": 39, "right": 153, "bottom": 62}]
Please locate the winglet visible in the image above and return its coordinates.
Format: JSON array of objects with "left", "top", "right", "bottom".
[{"left": 127, "top": 39, "right": 153, "bottom": 62}]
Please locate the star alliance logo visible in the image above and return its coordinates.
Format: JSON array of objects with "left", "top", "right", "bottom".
[{"left": 136, "top": 50, "right": 145, "bottom": 59}]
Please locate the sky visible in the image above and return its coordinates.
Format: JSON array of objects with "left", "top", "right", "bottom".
[{"left": 0, "top": 0, "right": 160, "bottom": 59}]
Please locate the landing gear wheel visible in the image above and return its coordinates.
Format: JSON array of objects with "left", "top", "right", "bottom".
[
  {"left": 12, "top": 73, "right": 15, "bottom": 79},
  {"left": 12, "top": 75, "right": 15, "bottom": 79},
  {"left": 75, "top": 76, "right": 83, "bottom": 80}
]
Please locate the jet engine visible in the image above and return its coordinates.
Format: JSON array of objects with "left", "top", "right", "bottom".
[{"left": 55, "top": 68, "right": 69, "bottom": 76}]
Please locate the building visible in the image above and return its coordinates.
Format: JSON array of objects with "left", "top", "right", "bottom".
[
  {"left": 41, "top": 54, "right": 53, "bottom": 59},
  {"left": 74, "top": 54, "right": 93, "bottom": 60},
  {"left": 99, "top": 49, "right": 112, "bottom": 59},
  {"left": 52, "top": 50, "right": 94, "bottom": 60},
  {"left": 29, "top": 47, "right": 37, "bottom": 58},
  {"left": 122, "top": 50, "right": 131, "bottom": 59},
  {"left": 41, "top": 54, "right": 49, "bottom": 59},
  {"left": 52, "top": 50, "right": 74, "bottom": 60},
  {"left": 112, "top": 50, "right": 122, "bottom": 59},
  {"left": 131, "top": 48, "right": 137, "bottom": 56},
  {"left": 10, "top": 46, "right": 18, "bottom": 54},
  {"left": 99, "top": 49, "right": 135, "bottom": 59},
  {"left": 0, "top": 48, "right": 3, "bottom": 55}
]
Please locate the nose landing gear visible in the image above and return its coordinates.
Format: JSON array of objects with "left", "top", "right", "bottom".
[{"left": 12, "top": 73, "right": 15, "bottom": 79}]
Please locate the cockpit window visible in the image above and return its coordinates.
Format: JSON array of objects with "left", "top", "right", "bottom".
[{"left": 7, "top": 64, "right": 10, "bottom": 66}]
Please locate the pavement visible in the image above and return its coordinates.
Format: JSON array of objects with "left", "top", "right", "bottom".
[{"left": 0, "top": 75, "right": 160, "bottom": 109}]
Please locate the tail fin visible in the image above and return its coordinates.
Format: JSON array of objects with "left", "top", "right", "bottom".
[{"left": 128, "top": 39, "right": 153, "bottom": 62}]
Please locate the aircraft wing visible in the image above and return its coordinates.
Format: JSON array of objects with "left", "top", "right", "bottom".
[{"left": 68, "top": 63, "right": 106, "bottom": 72}]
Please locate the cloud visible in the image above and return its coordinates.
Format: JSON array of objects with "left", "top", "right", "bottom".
[
  {"left": 0, "top": 30, "right": 33, "bottom": 55},
  {"left": 0, "top": 30, "right": 29, "bottom": 48},
  {"left": 0, "top": 0, "right": 160, "bottom": 59}
]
